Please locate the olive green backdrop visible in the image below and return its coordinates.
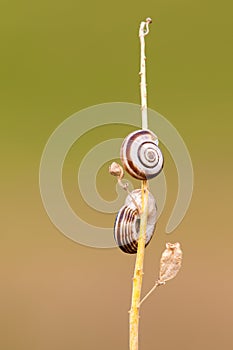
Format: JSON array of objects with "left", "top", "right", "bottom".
[{"left": 1, "top": 1, "right": 233, "bottom": 349}]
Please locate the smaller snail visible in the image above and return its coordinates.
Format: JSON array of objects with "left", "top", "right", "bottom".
[
  {"left": 114, "top": 189, "right": 157, "bottom": 254},
  {"left": 120, "top": 129, "right": 164, "bottom": 180}
]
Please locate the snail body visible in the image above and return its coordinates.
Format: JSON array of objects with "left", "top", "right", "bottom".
[
  {"left": 114, "top": 189, "right": 157, "bottom": 254},
  {"left": 120, "top": 129, "right": 164, "bottom": 180}
]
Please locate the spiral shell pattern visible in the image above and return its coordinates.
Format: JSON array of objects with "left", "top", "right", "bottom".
[
  {"left": 114, "top": 189, "right": 157, "bottom": 254},
  {"left": 120, "top": 129, "right": 164, "bottom": 180}
]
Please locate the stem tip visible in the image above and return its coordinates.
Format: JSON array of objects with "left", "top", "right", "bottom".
[{"left": 146, "top": 17, "right": 152, "bottom": 23}]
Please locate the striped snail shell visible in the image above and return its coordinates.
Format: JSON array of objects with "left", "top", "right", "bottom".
[
  {"left": 114, "top": 189, "right": 157, "bottom": 254},
  {"left": 120, "top": 129, "right": 164, "bottom": 180}
]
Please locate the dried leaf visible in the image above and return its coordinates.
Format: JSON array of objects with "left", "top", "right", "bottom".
[
  {"left": 159, "top": 242, "right": 183, "bottom": 283},
  {"left": 109, "top": 162, "right": 124, "bottom": 180}
]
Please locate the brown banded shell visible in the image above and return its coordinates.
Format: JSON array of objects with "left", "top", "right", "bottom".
[
  {"left": 120, "top": 129, "right": 164, "bottom": 180},
  {"left": 114, "top": 189, "right": 157, "bottom": 254}
]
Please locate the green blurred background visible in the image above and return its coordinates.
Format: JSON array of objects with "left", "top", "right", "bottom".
[{"left": 1, "top": 0, "right": 233, "bottom": 349}]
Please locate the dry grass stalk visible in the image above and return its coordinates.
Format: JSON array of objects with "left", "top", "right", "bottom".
[
  {"left": 129, "top": 18, "right": 152, "bottom": 350},
  {"left": 129, "top": 180, "right": 148, "bottom": 350}
]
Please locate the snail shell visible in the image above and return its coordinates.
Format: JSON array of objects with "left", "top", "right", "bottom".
[
  {"left": 120, "top": 129, "right": 164, "bottom": 180},
  {"left": 114, "top": 189, "right": 157, "bottom": 254}
]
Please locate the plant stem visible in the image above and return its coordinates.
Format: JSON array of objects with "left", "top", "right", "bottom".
[
  {"left": 129, "top": 180, "right": 148, "bottom": 350},
  {"left": 139, "top": 281, "right": 162, "bottom": 307},
  {"left": 139, "top": 17, "right": 151, "bottom": 130},
  {"left": 129, "top": 18, "right": 152, "bottom": 350}
]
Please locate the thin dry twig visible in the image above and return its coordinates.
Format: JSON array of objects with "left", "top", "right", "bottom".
[
  {"left": 129, "top": 180, "right": 148, "bottom": 350},
  {"left": 139, "top": 17, "right": 152, "bottom": 130},
  {"left": 129, "top": 18, "right": 152, "bottom": 350},
  {"left": 139, "top": 281, "right": 162, "bottom": 306}
]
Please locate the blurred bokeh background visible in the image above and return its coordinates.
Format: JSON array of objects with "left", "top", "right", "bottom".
[{"left": 1, "top": 1, "right": 233, "bottom": 349}]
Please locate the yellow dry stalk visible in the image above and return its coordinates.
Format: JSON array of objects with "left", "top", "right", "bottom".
[
  {"left": 129, "top": 18, "right": 152, "bottom": 350},
  {"left": 129, "top": 179, "right": 149, "bottom": 350}
]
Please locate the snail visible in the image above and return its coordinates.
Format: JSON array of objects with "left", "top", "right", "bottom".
[
  {"left": 114, "top": 189, "right": 157, "bottom": 254},
  {"left": 120, "top": 129, "right": 164, "bottom": 180}
]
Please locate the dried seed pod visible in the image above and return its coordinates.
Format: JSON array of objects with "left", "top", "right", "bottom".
[
  {"left": 159, "top": 242, "right": 182, "bottom": 283},
  {"left": 114, "top": 189, "right": 157, "bottom": 254},
  {"left": 109, "top": 162, "right": 124, "bottom": 179},
  {"left": 120, "top": 129, "right": 164, "bottom": 180}
]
